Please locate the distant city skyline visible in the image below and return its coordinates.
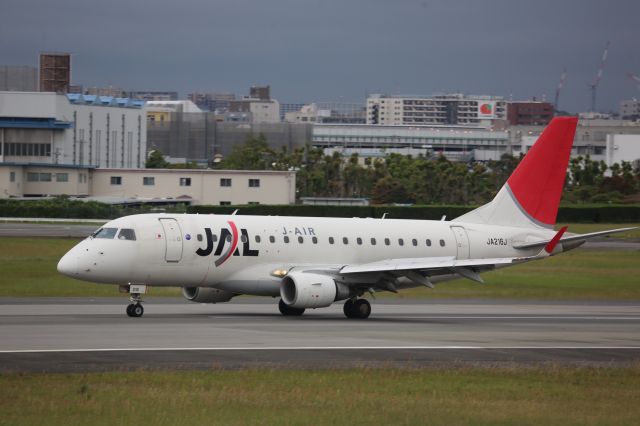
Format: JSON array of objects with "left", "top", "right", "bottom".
[{"left": 2, "top": 0, "right": 639, "bottom": 113}]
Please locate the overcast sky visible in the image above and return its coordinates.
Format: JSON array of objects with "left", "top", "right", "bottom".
[{"left": 2, "top": 0, "right": 639, "bottom": 112}]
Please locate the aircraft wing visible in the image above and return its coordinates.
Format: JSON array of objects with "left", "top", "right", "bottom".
[
  {"left": 334, "top": 227, "right": 568, "bottom": 290},
  {"left": 512, "top": 227, "right": 636, "bottom": 250}
]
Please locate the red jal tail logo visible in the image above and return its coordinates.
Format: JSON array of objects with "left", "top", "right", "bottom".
[{"left": 195, "top": 220, "right": 259, "bottom": 267}]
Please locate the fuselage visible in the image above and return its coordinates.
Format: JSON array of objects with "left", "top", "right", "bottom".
[{"left": 58, "top": 213, "right": 558, "bottom": 296}]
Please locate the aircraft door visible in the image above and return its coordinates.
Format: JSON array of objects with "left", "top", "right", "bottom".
[
  {"left": 450, "top": 226, "right": 470, "bottom": 259},
  {"left": 159, "top": 218, "right": 183, "bottom": 262}
]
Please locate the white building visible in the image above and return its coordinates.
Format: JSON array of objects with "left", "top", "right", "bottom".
[
  {"left": 606, "top": 134, "right": 640, "bottom": 169},
  {"left": 313, "top": 123, "right": 509, "bottom": 162},
  {"left": 284, "top": 103, "right": 331, "bottom": 123},
  {"left": 0, "top": 165, "right": 296, "bottom": 205},
  {"left": 366, "top": 94, "right": 506, "bottom": 128},
  {"left": 0, "top": 91, "right": 147, "bottom": 169}
]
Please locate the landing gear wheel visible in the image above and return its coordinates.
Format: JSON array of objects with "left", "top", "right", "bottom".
[
  {"left": 126, "top": 302, "right": 144, "bottom": 317},
  {"left": 343, "top": 299, "right": 356, "bottom": 318},
  {"left": 278, "top": 299, "right": 305, "bottom": 316},
  {"left": 344, "top": 299, "right": 371, "bottom": 319},
  {"left": 132, "top": 303, "right": 144, "bottom": 317}
]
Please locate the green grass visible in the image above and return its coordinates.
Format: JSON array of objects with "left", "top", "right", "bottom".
[
  {"left": 1, "top": 367, "right": 640, "bottom": 425},
  {"left": 0, "top": 228, "right": 638, "bottom": 299}
]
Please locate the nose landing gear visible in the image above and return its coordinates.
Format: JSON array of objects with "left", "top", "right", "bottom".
[{"left": 123, "top": 284, "right": 146, "bottom": 317}]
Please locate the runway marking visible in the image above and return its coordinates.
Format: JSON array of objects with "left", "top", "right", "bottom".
[{"left": 2, "top": 346, "right": 640, "bottom": 354}]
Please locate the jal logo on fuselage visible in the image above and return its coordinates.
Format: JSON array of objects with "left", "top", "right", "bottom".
[{"left": 196, "top": 220, "right": 258, "bottom": 267}]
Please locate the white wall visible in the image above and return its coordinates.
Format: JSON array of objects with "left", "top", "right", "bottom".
[{"left": 606, "top": 134, "right": 640, "bottom": 167}]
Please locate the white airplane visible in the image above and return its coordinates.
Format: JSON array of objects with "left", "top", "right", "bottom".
[{"left": 57, "top": 117, "right": 633, "bottom": 318}]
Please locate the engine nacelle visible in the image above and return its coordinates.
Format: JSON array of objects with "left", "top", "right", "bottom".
[
  {"left": 182, "top": 287, "right": 236, "bottom": 304},
  {"left": 280, "top": 272, "right": 351, "bottom": 309}
]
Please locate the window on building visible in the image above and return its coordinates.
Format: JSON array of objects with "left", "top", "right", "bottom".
[
  {"left": 56, "top": 173, "right": 68, "bottom": 182},
  {"left": 9, "top": 172, "right": 15, "bottom": 182},
  {"left": 110, "top": 176, "right": 122, "bottom": 185},
  {"left": 179, "top": 177, "right": 191, "bottom": 186},
  {"left": 220, "top": 201, "right": 231, "bottom": 205},
  {"left": 248, "top": 179, "right": 260, "bottom": 188},
  {"left": 143, "top": 177, "right": 155, "bottom": 186},
  {"left": 220, "top": 178, "right": 232, "bottom": 187}
]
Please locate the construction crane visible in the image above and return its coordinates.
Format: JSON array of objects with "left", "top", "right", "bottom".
[
  {"left": 627, "top": 72, "right": 640, "bottom": 90},
  {"left": 554, "top": 68, "right": 567, "bottom": 111},
  {"left": 588, "top": 41, "right": 610, "bottom": 112}
]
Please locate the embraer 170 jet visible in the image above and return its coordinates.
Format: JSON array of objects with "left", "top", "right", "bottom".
[{"left": 58, "top": 117, "right": 632, "bottom": 318}]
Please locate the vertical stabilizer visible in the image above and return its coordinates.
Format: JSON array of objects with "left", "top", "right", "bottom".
[{"left": 454, "top": 117, "right": 578, "bottom": 229}]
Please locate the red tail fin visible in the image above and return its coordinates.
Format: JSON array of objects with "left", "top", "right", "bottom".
[{"left": 506, "top": 117, "right": 578, "bottom": 227}]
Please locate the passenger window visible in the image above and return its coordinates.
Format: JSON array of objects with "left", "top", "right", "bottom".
[
  {"left": 329, "top": 237, "right": 335, "bottom": 244},
  {"left": 384, "top": 238, "right": 390, "bottom": 246},
  {"left": 117, "top": 228, "right": 136, "bottom": 241},
  {"left": 255, "top": 235, "right": 261, "bottom": 243},
  {"left": 440, "top": 239, "right": 445, "bottom": 247},
  {"left": 412, "top": 239, "right": 418, "bottom": 246},
  {"left": 269, "top": 236, "right": 275, "bottom": 243},
  {"left": 343, "top": 237, "right": 349, "bottom": 245},
  {"left": 426, "top": 239, "right": 432, "bottom": 247},
  {"left": 356, "top": 237, "right": 362, "bottom": 245},
  {"left": 398, "top": 238, "right": 404, "bottom": 246},
  {"left": 197, "top": 234, "right": 203, "bottom": 242},
  {"left": 92, "top": 228, "right": 118, "bottom": 239},
  {"left": 284, "top": 236, "right": 290, "bottom": 243},
  {"left": 312, "top": 236, "right": 318, "bottom": 244},
  {"left": 241, "top": 235, "right": 248, "bottom": 243},
  {"left": 226, "top": 234, "right": 232, "bottom": 242},
  {"left": 212, "top": 234, "right": 218, "bottom": 242},
  {"left": 371, "top": 238, "right": 377, "bottom": 245},
  {"left": 298, "top": 236, "right": 304, "bottom": 243}
]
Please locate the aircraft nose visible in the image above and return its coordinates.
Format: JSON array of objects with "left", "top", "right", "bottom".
[{"left": 57, "top": 251, "right": 78, "bottom": 277}]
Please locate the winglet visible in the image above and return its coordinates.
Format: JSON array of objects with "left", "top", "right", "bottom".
[{"left": 544, "top": 226, "right": 568, "bottom": 254}]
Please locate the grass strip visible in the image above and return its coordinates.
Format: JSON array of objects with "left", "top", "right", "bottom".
[{"left": 1, "top": 366, "right": 639, "bottom": 426}]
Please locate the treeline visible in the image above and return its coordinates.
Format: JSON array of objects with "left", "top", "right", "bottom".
[
  {"left": 0, "top": 197, "right": 186, "bottom": 219},
  {"left": 214, "top": 134, "right": 640, "bottom": 205}
]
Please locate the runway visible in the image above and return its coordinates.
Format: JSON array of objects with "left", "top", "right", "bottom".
[{"left": 1, "top": 298, "right": 639, "bottom": 372}]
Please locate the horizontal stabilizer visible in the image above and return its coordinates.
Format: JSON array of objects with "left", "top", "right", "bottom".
[{"left": 513, "top": 227, "right": 636, "bottom": 250}]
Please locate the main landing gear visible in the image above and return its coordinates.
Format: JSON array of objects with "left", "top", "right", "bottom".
[
  {"left": 279, "top": 299, "right": 305, "bottom": 316},
  {"left": 124, "top": 284, "right": 146, "bottom": 318},
  {"left": 343, "top": 298, "right": 371, "bottom": 319}
]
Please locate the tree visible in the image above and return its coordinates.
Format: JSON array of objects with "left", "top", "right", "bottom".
[
  {"left": 219, "top": 133, "right": 275, "bottom": 170},
  {"left": 145, "top": 150, "right": 169, "bottom": 168}
]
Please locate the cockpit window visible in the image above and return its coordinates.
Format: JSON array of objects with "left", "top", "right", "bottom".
[
  {"left": 118, "top": 228, "right": 136, "bottom": 241},
  {"left": 92, "top": 227, "right": 118, "bottom": 239}
]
